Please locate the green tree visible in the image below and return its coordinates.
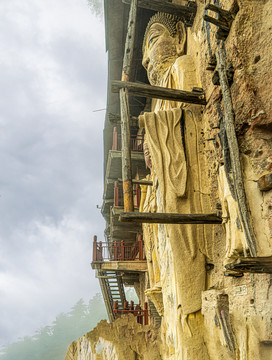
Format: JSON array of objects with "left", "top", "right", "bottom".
[
  {"left": 87, "top": 0, "right": 103, "bottom": 18},
  {"left": 0, "top": 293, "right": 107, "bottom": 360}
]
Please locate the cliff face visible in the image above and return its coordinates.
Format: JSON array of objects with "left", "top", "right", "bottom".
[
  {"left": 65, "top": 1, "right": 272, "bottom": 359},
  {"left": 64, "top": 315, "right": 161, "bottom": 360}
]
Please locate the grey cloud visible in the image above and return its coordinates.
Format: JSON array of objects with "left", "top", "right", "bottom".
[{"left": 0, "top": 0, "right": 107, "bottom": 346}]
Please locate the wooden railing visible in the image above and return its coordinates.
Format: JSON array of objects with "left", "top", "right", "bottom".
[
  {"left": 112, "top": 127, "right": 144, "bottom": 152},
  {"left": 93, "top": 236, "right": 144, "bottom": 262},
  {"left": 113, "top": 301, "right": 149, "bottom": 325},
  {"left": 114, "top": 181, "right": 141, "bottom": 208}
]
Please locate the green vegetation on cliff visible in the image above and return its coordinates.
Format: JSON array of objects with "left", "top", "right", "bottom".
[{"left": 0, "top": 293, "right": 107, "bottom": 360}]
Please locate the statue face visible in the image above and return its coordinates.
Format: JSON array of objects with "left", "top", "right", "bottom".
[
  {"left": 144, "top": 140, "right": 152, "bottom": 170},
  {"left": 142, "top": 23, "right": 179, "bottom": 86}
]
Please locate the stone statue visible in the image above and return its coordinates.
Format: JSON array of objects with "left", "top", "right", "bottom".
[{"left": 139, "top": 12, "right": 212, "bottom": 359}]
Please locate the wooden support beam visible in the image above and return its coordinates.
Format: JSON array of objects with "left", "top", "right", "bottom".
[
  {"left": 108, "top": 178, "right": 152, "bottom": 186},
  {"left": 203, "top": 4, "right": 236, "bottom": 40},
  {"left": 216, "top": 44, "right": 257, "bottom": 256},
  {"left": 133, "top": 179, "right": 152, "bottom": 186},
  {"left": 205, "top": 4, "right": 234, "bottom": 23},
  {"left": 120, "top": 0, "right": 138, "bottom": 212},
  {"left": 122, "top": 0, "right": 137, "bottom": 81},
  {"left": 103, "top": 198, "right": 114, "bottom": 204},
  {"left": 119, "top": 212, "right": 222, "bottom": 224},
  {"left": 225, "top": 256, "right": 272, "bottom": 274},
  {"left": 203, "top": 14, "right": 230, "bottom": 32},
  {"left": 122, "top": 0, "right": 197, "bottom": 27},
  {"left": 118, "top": 178, "right": 153, "bottom": 186},
  {"left": 120, "top": 89, "right": 134, "bottom": 212},
  {"left": 108, "top": 113, "right": 138, "bottom": 127},
  {"left": 112, "top": 80, "right": 206, "bottom": 105}
]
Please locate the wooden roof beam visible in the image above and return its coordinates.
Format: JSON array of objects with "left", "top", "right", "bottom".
[
  {"left": 119, "top": 212, "right": 222, "bottom": 224},
  {"left": 112, "top": 80, "right": 206, "bottom": 105},
  {"left": 122, "top": 0, "right": 197, "bottom": 27}
]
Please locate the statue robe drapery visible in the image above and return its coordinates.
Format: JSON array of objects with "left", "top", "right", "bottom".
[{"left": 139, "top": 55, "right": 212, "bottom": 315}]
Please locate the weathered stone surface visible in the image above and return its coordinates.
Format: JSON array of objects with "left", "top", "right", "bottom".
[
  {"left": 258, "top": 174, "right": 272, "bottom": 192},
  {"left": 66, "top": 1, "right": 272, "bottom": 359},
  {"left": 64, "top": 314, "right": 161, "bottom": 360}
]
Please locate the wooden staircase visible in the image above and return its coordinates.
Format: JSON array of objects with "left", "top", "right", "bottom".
[
  {"left": 146, "top": 279, "right": 162, "bottom": 327},
  {"left": 147, "top": 299, "right": 162, "bottom": 327},
  {"left": 97, "top": 270, "right": 126, "bottom": 322}
]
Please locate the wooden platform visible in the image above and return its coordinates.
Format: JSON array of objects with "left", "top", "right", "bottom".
[
  {"left": 102, "top": 150, "right": 148, "bottom": 218},
  {"left": 225, "top": 256, "right": 272, "bottom": 274},
  {"left": 92, "top": 260, "right": 147, "bottom": 272}
]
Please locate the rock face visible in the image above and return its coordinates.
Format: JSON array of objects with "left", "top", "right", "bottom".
[
  {"left": 64, "top": 315, "right": 161, "bottom": 360},
  {"left": 65, "top": 0, "right": 272, "bottom": 359}
]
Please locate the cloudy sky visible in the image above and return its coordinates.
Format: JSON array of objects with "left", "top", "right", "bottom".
[{"left": 0, "top": 0, "right": 107, "bottom": 345}]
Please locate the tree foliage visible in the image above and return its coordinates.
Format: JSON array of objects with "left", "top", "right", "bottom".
[
  {"left": 0, "top": 294, "right": 107, "bottom": 360},
  {"left": 87, "top": 0, "right": 103, "bottom": 18}
]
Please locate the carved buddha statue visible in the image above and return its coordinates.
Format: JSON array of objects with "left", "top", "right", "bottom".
[
  {"left": 139, "top": 12, "right": 212, "bottom": 359},
  {"left": 140, "top": 10, "right": 213, "bottom": 316}
]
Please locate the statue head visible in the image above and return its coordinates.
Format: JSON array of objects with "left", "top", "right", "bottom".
[
  {"left": 143, "top": 137, "right": 152, "bottom": 170},
  {"left": 142, "top": 12, "right": 186, "bottom": 86}
]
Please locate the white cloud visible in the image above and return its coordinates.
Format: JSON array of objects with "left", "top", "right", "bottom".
[{"left": 0, "top": 0, "right": 107, "bottom": 345}]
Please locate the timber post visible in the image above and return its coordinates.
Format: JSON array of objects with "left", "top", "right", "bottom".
[
  {"left": 139, "top": 234, "right": 143, "bottom": 260},
  {"left": 119, "top": 0, "right": 138, "bottom": 213},
  {"left": 98, "top": 241, "right": 103, "bottom": 261},
  {"left": 121, "top": 240, "right": 125, "bottom": 261},
  {"left": 114, "top": 241, "right": 118, "bottom": 261},
  {"left": 135, "top": 305, "right": 142, "bottom": 324},
  {"left": 144, "top": 302, "right": 148, "bottom": 325},
  {"left": 112, "top": 127, "right": 118, "bottom": 150},
  {"left": 215, "top": 44, "right": 257, "bottom": 257},
  {"left": 113, "top": 301, "right": 118, "bottom": 315},
  {"left": 120, "top": 89, "right": 134, "bottom": 211},
  {"left": 136, "top": 184, "right": 141, "bottom": 208},
  {"left": 114, "top": 181, "right": 119, "bottom": 207},
  {"left": 93, "top": 235, "right": 97, "bottom": 262}
]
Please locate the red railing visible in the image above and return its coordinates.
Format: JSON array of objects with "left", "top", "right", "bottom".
[
  {"left": 93, "top": 235, "right": 144, "bottom": 262},
  {"left": 112, "top": 127, "right": 144, "bottom": 152},
  {"left": 114, "top": 181, "right": 141, "bottom": 208},
  {"left": 113, "top": 301, "right": 149, "bottom": 325}
]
